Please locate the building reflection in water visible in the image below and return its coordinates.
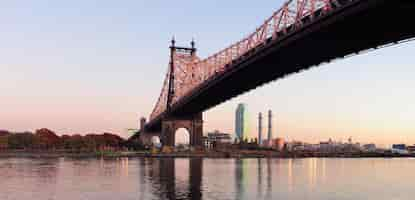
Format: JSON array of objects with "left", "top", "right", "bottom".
[
  {"left": 265, "top": 159, "right": 272, "bottom": 199},
  {"left": 142, "top": 158, "right": 334, "bottom": 199},
  {"left": 257, "top": 159, "right": 263, "bottom": 198},
  {"left": 236, "top": 159, "right": 275, "bottom": 200},
  {"left": 287, "top": 159, "right": 293, "bottom": 192},
  {"left": 321, "top": 158, "right": 326, "bottom": 184},
  {"left": 147, "top": 158, "right": 203, "bottom": 200},
  {"left": 308, "top": 158, "right": 317, "bottom": 190},
  {"left": 138, "top": 158, "right": 149, "bottom": 200},
  {"left": 120, "top": 157, "right": 129, "bottom": 177},
  {"left": 235, "top": 159, "right": 247, "bottom": 200}
]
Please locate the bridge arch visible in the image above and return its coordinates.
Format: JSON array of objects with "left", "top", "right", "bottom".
[
  {"left": 161, "top": 113, "right": 204, "bottom": 148},
  {"left": 151, "top": 136, "right": 161, "bottom": 147},
  {"left": 175, "top": 128, "right": 190, "bottom": 149}
]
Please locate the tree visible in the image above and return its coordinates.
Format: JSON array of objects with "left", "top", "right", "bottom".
[
  {"left": 8, "top": 132, "right": 37, "bottom": 150},
  {"left": 254, "top": 138, "right": 258, "bottom": 145},
  {"left": 0, "top": 130, "right": 10, "bottom": 137},
  {"left": 65, "top": 135, "right": 85, "bottom": 152},
  {"left": 243, "top": 138, "right": 249, "bottom": 144},
  {"left": 0, "top": 130, "right": 9, "bottom": 150},
  {"left": 35, "top": 128, "right": 60, "bottom": 150}
]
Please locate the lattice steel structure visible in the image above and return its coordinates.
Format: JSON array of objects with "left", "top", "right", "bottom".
[{"left": 150, "top": 0, "right": 347, "bottom": 121}]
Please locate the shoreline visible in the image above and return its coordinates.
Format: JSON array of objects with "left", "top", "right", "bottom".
[{"left": 1, "top": 151, "right": 414, "bottom": 159}]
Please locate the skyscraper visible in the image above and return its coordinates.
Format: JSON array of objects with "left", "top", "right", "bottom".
[
  {"left": 235, "top": 103, "right": 248, "bottom": 141},
  {"left": 258, "top": 112, "right": 263, "bottom": 145}
]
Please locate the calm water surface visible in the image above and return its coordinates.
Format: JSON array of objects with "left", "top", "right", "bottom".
[{"left": 0, "top": 157, "right": 414, "bottom": 200}]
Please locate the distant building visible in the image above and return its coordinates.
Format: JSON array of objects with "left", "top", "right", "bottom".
[
  {"left": 274, "top": 138, "right": 285, "bottom": 151},
  {"left": 319, "top": 138, "right": 340, "bottom": 153},
  {"left": 362, "top": 144, "right": 377, "bottom": 152},
  {"left": 286, "top": 141, "right": 304, "bottom": 152},
  {"left": 207, "top": 130, "right": 232, "bottom": 149},
  {"left": 262, "top": 139, "right": 273, "bottom": 148},
  {"left": 392, "top": 144, "right": 409, "bottom": 154},
  {"left": 407, "top": 145, "right": 415, "bottom": 153},
  {"left": 235, "top": 104, "right": 249, "bottom": 141}
]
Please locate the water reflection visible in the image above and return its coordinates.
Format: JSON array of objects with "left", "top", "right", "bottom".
[
  {"left": 235, "top": 159, "right": 246, "bottom": 200},
  {"left": 147, "top": 158, "right": 203, "bottom": 200},
  {"left": 265, "top": 159, "right": 272, "bottom": 199},
  {"left": 189, "top": 158, "right": 203, "bottom": 200},
  {"left": 257, "top": 159, "right": 263, "bottom": 198},
  {"left": 287, "top": 158, "right": 293, "bottom": 192},
  {"left": 1, "top": 158, "right": 415, "bottom": 200},
  {"left": 146, "top": 158, "right": 324, "bottom": 200}
]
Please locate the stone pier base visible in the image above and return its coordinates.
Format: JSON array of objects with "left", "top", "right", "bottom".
[{"left": 161, "top": 113, "right": 203, "bottom": 148}]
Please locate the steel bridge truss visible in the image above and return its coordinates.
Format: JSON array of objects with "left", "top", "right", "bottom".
[{"left": 150, "top": 0, "right": 352, "bottom": 121}]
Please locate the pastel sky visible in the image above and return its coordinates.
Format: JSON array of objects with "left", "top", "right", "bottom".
[{"left": 1, "top": 0, "right": 414, "bottom": 147}]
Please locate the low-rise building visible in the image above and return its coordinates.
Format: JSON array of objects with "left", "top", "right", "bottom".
[
  {"left": 274, "top": 138, "right": 285, "bottom": 151},
  {"left": 206, "top": 130, "right": 232, "bottom": 149},
  {"left": 362, "top": 144, "right": 377, "bottom": 152},
  {"left": 319, "top": 141, "right": 335, "bottom": 153},
  {"left": 262, "top": 139, "right": 274, "bottom": 148},
  {"left": 392, "top": 144, "right": 409, "bottom": 155},
  {"left": 286, "top": 141, "right": 304, "bottom": 152},
  {"left": 407, "top": 145, "right": 415, "bottom": 153}
]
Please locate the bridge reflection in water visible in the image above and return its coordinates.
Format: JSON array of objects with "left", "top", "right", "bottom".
[
  {"left": 2, "top": 158, "right": 415, "bottom": 199},
  {"left": 143, "top": 158, "right": 203, "bottom": 200},
  {"left": 139, "top": 158, "right": 351, "bottom": 200},
  {"left": 142, "top": 158, "right": 286, "bottom": 200}
]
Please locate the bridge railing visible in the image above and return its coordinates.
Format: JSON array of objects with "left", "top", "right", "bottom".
[{"left": 150, "top": 0, "right": 348, "bottom": 121}]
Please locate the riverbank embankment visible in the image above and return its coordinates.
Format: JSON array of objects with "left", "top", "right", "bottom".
[{"left": 1, "top": 150, "right": 415, "bottom": 159}]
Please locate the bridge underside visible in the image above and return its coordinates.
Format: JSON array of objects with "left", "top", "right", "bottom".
[
  {"left": 146, "top": 0, "right": 415, "bottom": 131},
  {"left": 161, "top": 113, "right": 203, "bottom": 147},
  {"left": 141, "top": 113, "right": 203, "bottom": 148}
]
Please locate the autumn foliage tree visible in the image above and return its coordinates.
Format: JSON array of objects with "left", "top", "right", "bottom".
[
  {"left": 3, "top": 129, "right": 126, "bottom": 152},
  {"left": 35, "top": 128, "right": 61, "bottom": 150}
]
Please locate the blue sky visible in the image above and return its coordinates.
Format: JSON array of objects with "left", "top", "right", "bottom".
[{"left": 1, "top": 0, "right": 415, "bottom": 146}]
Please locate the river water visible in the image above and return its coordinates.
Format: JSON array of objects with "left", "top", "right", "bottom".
[{"left": 0, "top": 157, "right": 414, "bottom": 200}]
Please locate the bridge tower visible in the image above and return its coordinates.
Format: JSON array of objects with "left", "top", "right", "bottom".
[{"left": 161, "top": 38, "right": 204, "bottom": 149}]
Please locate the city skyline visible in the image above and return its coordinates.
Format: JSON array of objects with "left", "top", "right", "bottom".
[{"left": 1, "top": 0, "right": 415, "bottom": 147}]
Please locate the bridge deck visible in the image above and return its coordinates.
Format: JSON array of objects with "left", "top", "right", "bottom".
[{"left": 146, "top": 0, "right": 415, "bottom": 131}]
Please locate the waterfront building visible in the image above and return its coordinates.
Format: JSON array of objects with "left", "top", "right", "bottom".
[
  {"left": 235, "top": 103, "right": 249, "bottom": 141},
  {"left": 407, "top": 145, "right": 415, "bottom": 154},
  {"left": 286, "top": 141, "right": 305, "bottom": 152},
  {"left": 206, "top": 130, "right": 232, "bottom": 149},
  {"left": 319, "top": 140, "right": 336, "bottom": 153},
  {"left": 274, "top": 138, "right": 285, "bottom": 151},
  {"left": 207, "top": 131, "right": 232, "bottom": 143},
  {"left": 392, "top": 144, "right": 409, "bottom": 154},
  {"left": 362, "top": 144, "right": 377, "bottom": 152},
  {"left": 262, "top": 139, "right": 273, "bottom": 148}
]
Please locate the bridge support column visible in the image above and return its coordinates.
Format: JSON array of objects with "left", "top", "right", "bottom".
[
  {"left": 161, "top": 113, "right": 204, "bottom": 149},
  {"left": 139, "top": 131, "right": 161, "bottom": 147}
]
